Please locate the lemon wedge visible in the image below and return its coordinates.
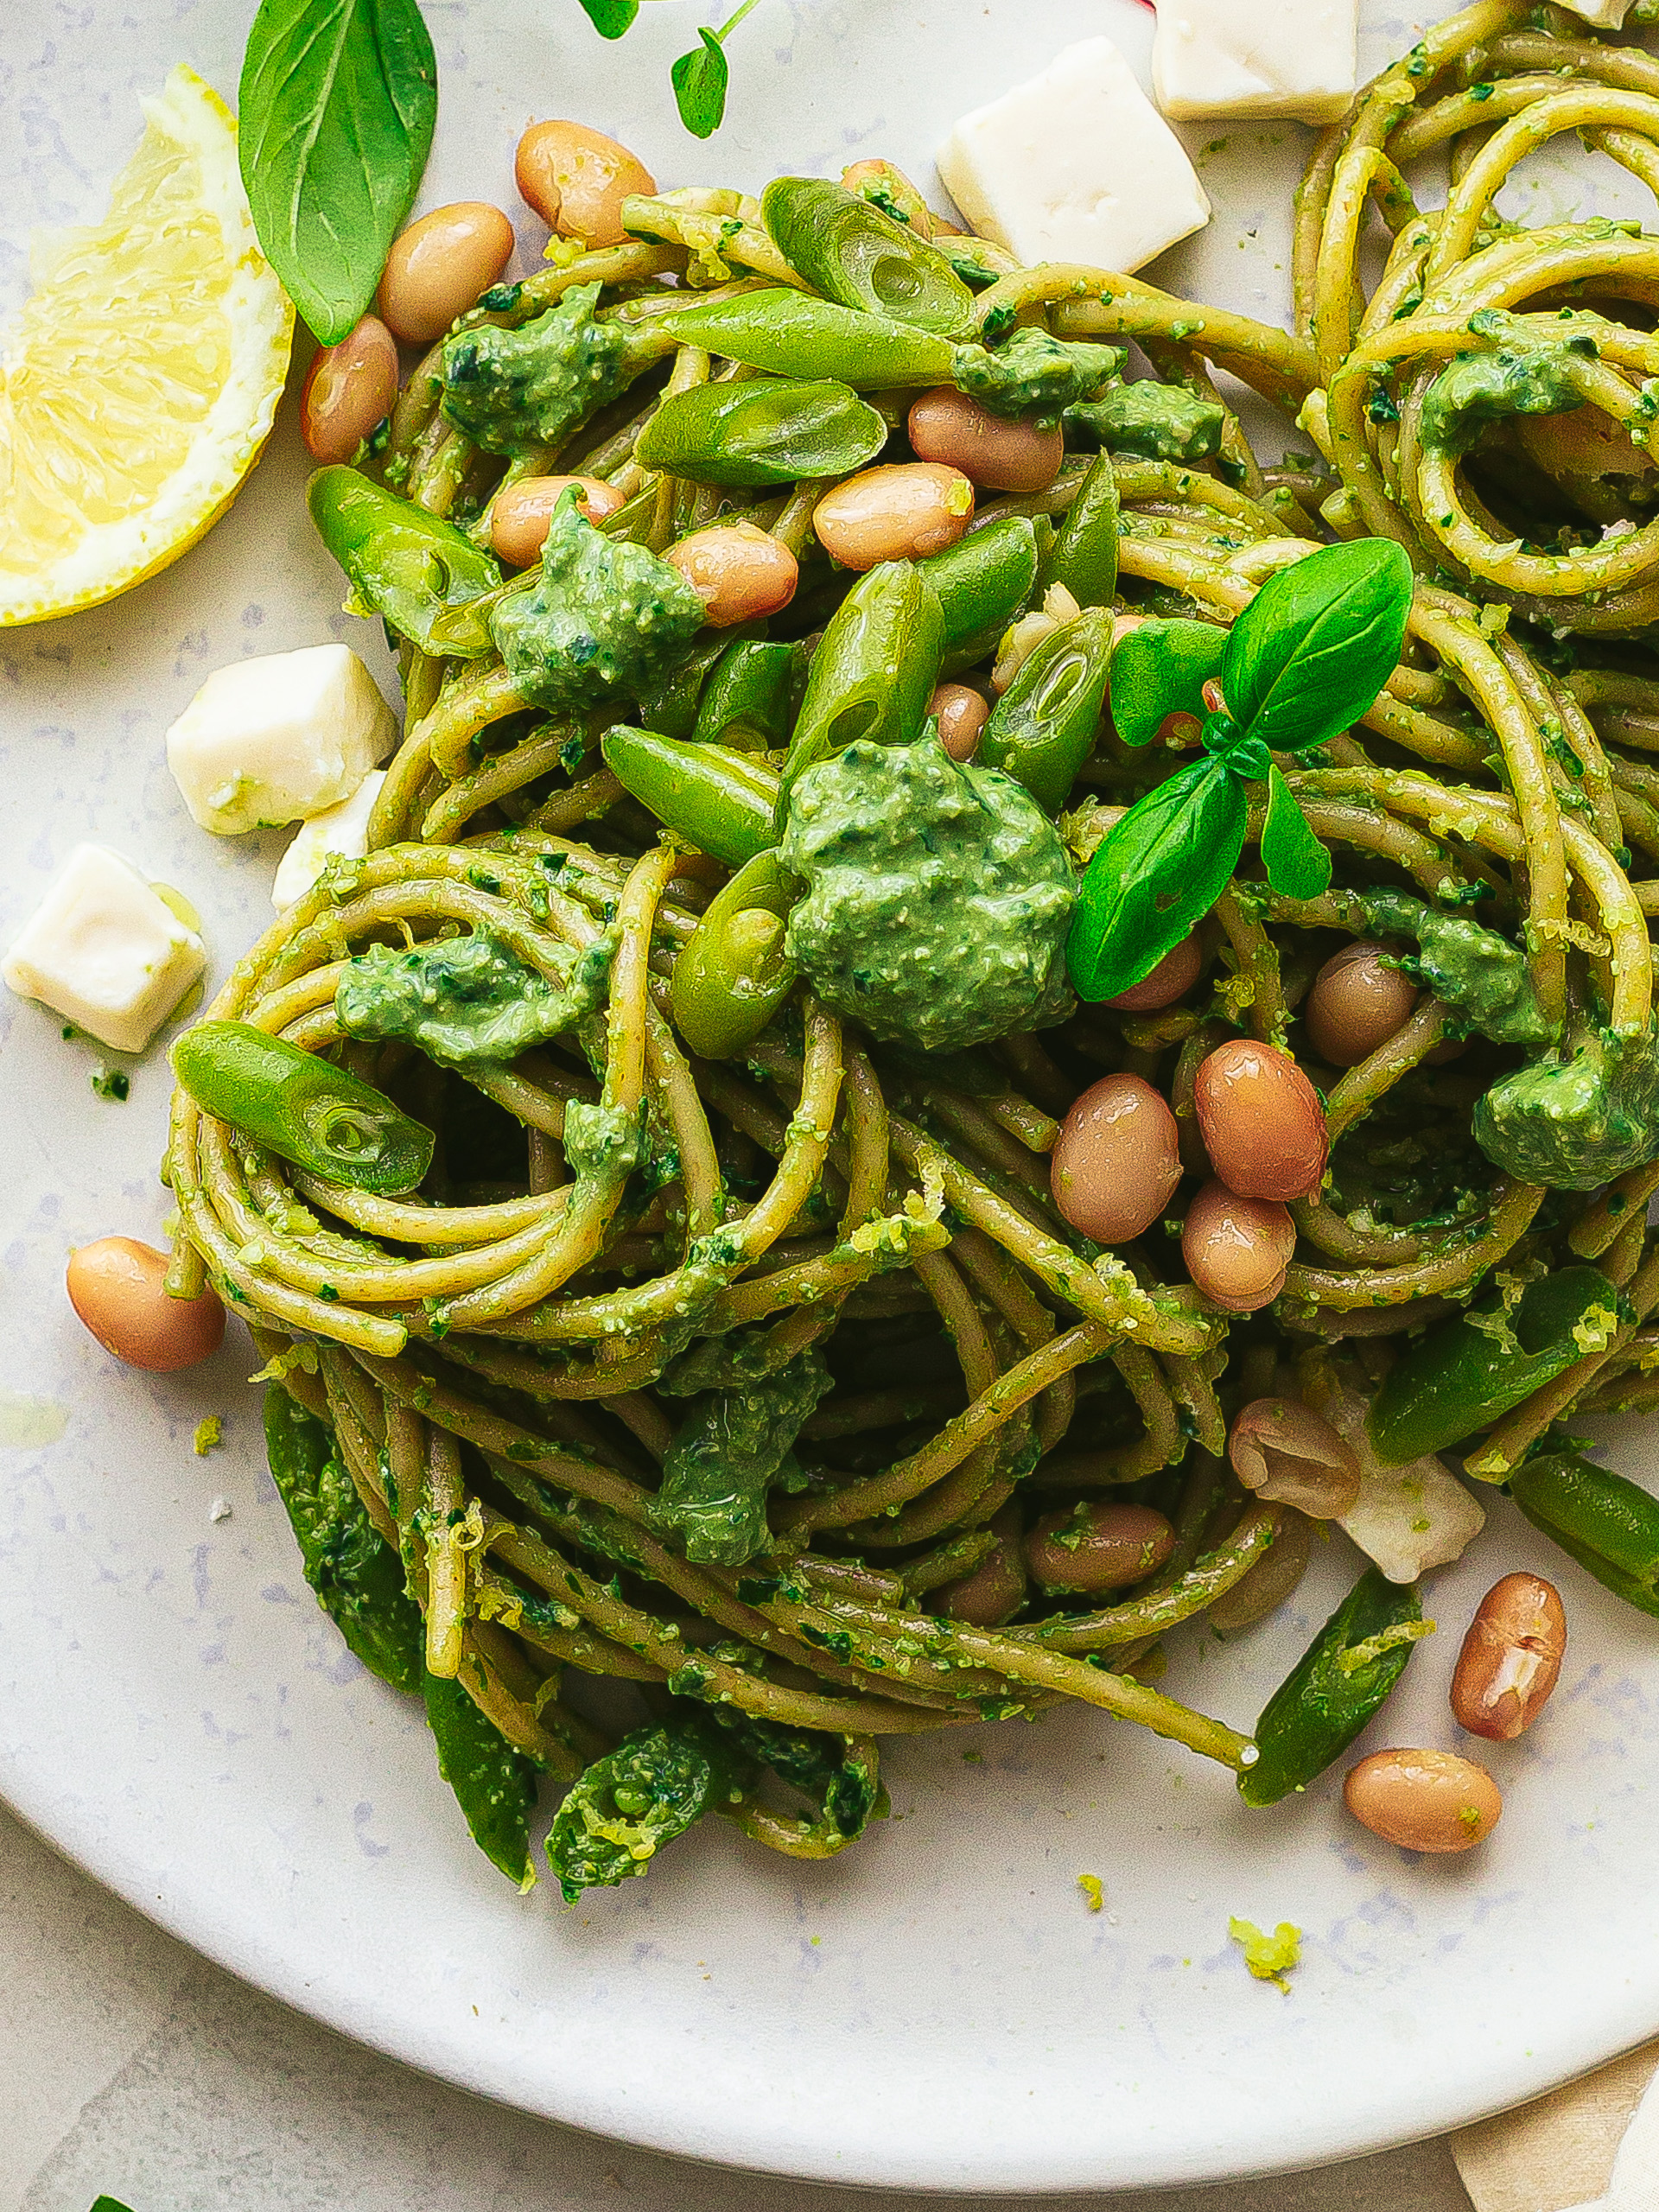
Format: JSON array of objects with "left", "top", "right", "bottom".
[{"left": 0, "top": 65, "right": 294, "bottom": 627}]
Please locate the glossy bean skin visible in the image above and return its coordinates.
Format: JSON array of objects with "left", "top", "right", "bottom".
[
  {"left": 1103, "top": 933, "right": 1203, "bottom": 1013},
  {"left": 1208, "top": 1508, "right": 1313, "bottom": 1638},
  {"left": 907, "top": 386, "right": 1064, "bottom": 493},
  {"left": 1451, "top": 1573, "right": 1567, "bottom": 1741},
  {"left": 1050, "top": 1074, "right": 1182, "bottom": 1243},
  {"left": 300, "top": 315, "right": 400, "bottom": 464},
  {"left": 1228, "top": 1396, "right": 1360, "bottom": 1519},
  {"left": 1024, "top": 1502, "right": 1176, "bottom": 1596},
  {"left": 514, "top": 120, "right": 657, "bottom": 247},
  {"left": 491, "top": 475, "right": 623, "bottom": 565},
  {"left": 664, "top": 522, "right": 800, "bottom": 628},
  {"left": 930, "top": 681, "right": 989, "bottom": 761},
  {"left": 813, "top": 462, "right": 974, "bottom": 570},
  {"left": 1344, "top": 1748, "right": 1503, "bottom": 1853},
  {"left": 378, "top": 203, "right": 515, "bottom": 344},
  {"left": 1193, "top": 1039, "right": 1328, "bottom": 1202},
  {"left": 937, "top": 1505, "right": 1028, "bottom": 1626},
  {"left": 67, "top": 1237, "right": 226, "bottom": 1372},
  {"left": 1305, "top": 941, "right": 1420, "bottom": 1068},
  {"left": 1182, "top": 1179, "right": 1296, "bottom": 1313}
]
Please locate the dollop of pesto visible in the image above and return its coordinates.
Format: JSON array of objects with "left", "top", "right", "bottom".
[
  {"left": 1418, "top": 327, "right": 1597, "bottom": 459},
  {"left": 1067, "top": 382, "right": 1226, "bottom": 463},
  {"left": 780, "top": 736, "right": 1076, "bottom": 1053},
  {"left": 489, "top": 494, "right": 705, "bottom": 711},
  {"left": 1360, "top": 890, "right": 1553, "bottom": 1046},
  {"left": 1474, "top": 1025, "right": 1659, "bottom": 1190},
  {"left": 952, "top": 328, "right": 1124, "bottom": 426},
  {"left": 651, "top": 1336, "right": 830, "bottom": 1565},
  {"left": 543, "top": 1721, "right": 743, "bottom": 1899},
  {"left": 335, "top": 929, "right": 611, "bottom": 1065},
  {"left": 442, "top": 281, "right": 632, "bottom": 456}
]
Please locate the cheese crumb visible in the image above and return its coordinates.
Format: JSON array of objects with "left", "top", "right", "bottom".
[
  {"left": 2, "top": 843, "right": 206, "bottom": 1054},
  {"left": 1229, "top": 1916, "right": 1302, "bottom": 1991},
  {"left": 1153, "top": 0, "right": 1359, "bottom": 126},
  {"left": 272, "top": 770, "right": 387, "bottom": 910},
  {"left": 938, "top": 39, "right": 1211, "bottom": 276},
  {"left": 166, "top": 643, "right": 397, "bottom": 836}
]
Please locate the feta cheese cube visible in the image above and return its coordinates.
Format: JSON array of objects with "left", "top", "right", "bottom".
[
  {"left": 3, "top": 843, "right": 206, "bottom": 1054},
  {"left": 272, "top": 771, "right": 386, "bottom": 910},
  {"left": 1153, "top": 0, "right": 1358, "bottom": 126},
  {"left": 166, "top": 643, "right": 397, "bottom": 836},
  {"left": 1556, "top": 0, "right": 1634, "bottom": 22},
  {"left": 1323, "top": 1389, "right": 1487, "bottom": 1585},
  {"left": 938, "top": 39, "right": 1211, "bottom": 276}
]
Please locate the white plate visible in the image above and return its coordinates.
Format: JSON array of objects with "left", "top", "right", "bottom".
[{"left": 5, "top": 0, "right": 1659, "bottom": 2190}]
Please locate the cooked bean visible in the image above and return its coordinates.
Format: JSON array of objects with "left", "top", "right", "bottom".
[
  {"left": 907, "top": 386, "right": 1064, "bottom": 493},
  {"left": 664, "top": 522, "right": 799, "bottom": 627},
  {"left": 491, "top": 475, "right": 624, "bottom": 565},
  {"left": 813, "top": 463, "right": 975, "bottom": 569},
  {"left": 1182, "top": 1179, "right": 1296, "bottom": 1313},
  {"left": 929, "top": 681, "right": 990, "bottom": 761},
  {"left": 1208, "top": 1509, "right": 1313, "bottom": 1638},
  {"left": 378, "top": 203, "right": 515, "bottom": 344},
  {"left": 1451, "top": 1573, "right": 1567, "bottom": 1742},
  {"left": 1024, "top": 1501, "right": 1175, "bottom": 1596},
  {"left": 300, "top": 315, "right": 399, "bottom": 464},
  {"left": 515, "top": 120, "right": 657, "bottom": 248},
  {"left": 1050, "top": 1074, "right": 1182, "bottom": 1243},
  {"left": 1103, "top": 934, "right": 1203, "bottom": 1013},
  {"left": 1193, "top": 1038, "right": 1328, "bottom": 1202},
  {"left": 1228, "top": 1396, "right": 1360, "bottom": 1518},
  {"left": 1344, "top": 1748, "right": 1503, "bottom": 1853},
  {"left": 1305, "top": 940, "right": 1420, "bottom": 1068},
  {"left": 937, "top": 1505, "right": 1027, "bottom": 1626},
  {"left": 67, "top": 1237, "right": 226, "bottom": 1372}
]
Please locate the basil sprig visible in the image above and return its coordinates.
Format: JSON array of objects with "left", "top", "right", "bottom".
[
  {"left": 1068, "top": 539, "right": 1414, "bottom": 1003},
  {"left": 239, "top": 0, "right": 437, "bottom": 346},
  {"left": 576, "top": 0, "right": 764, "bottom": 137}
]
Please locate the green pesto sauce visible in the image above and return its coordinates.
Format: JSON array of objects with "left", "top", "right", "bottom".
[
  {"left": 544, "top": 1723, "right": 734, "bottom": 1899},
  {"left": 441, "top": 281, "right": 631, "bottom": 457},
  {"left": 1475, "top": 1025, "right": 1659, "bottom": 1190},
  {"left": 1361, "top": 890, "right": 1551, "bottom": 1046},
  {"left": 1418, "top": 336, "right": 1594, "bottom": 459},
  {"left": 1066, "top": 383, "right": 1226, "bottom": 463},
  {"left": 650, "top": 1340, "right": 830, "bottom": 1566},
  {"left": 489, "top": 497, "right": 705, "bottom": 711},
  {"left": 780, "top": 735, "right": 1076, "bottom": 1054},
  {"left": 952, "top": 328, "right": 1124, "bottom": 426},
  {"left": 334, "top": 929, "right": 612, "bottom": 1065}
]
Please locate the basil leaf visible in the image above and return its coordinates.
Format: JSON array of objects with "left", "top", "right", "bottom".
[
  {"left": 239, "top": 0, "right": 437, "bottom": 345},
  {"left": 1261, "top": 766, "right": 1333, "bottom": 899},
  {"left": 1067, "top": 759, "right": 1248, "bottom": 1001},
  {"left": 1222, "top": 539, "right": 1413, "bottom": 756},
  {"left": 577, "top": 0, "right": 640, "bottom": 32},
  {"left": 1109, "top": 619, "right": 1228, "bottom": 748},
  {"left": 673, "top": 29, "right": 730, "bottom": 137},
  {"left": 90, "top": 2201, "right": 137, "bottom": 2211}
]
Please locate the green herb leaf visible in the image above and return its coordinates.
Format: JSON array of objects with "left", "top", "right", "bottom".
[
  {"left": 1067, "top": 758, "right": 1248, "bottom": 1001},
  {"left": 1222, "top": 538, "right": 1413, "bottom": 756},
  {"left": 672, "top": 29, "right": 731, "bottom": 137},
  {"left": 91, "top": 2200, "right": 138, "bottom": 2211},
  {"left": 424, "top": 1666, "right": 540, "bottom": 1884},
  {"left": 576, "top": 0, "right": 640, "bottom": 33},
  {"left": 239, "top": 0, "right": 437, "bottom": 345},
  {"left": 1260, "top": 765, "right": 1332, "bottom": 899},
  {"left": 1109, "top": 619, "right": 1227, "bottom": 748}
]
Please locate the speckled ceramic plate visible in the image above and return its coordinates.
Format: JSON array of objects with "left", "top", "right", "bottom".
[{"left": 5, "top": 0, "right": 1659, "bottom": 2190}]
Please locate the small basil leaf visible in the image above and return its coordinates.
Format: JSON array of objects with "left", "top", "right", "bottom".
[
  {"left": 1067, "top": 759, "right": 1248, "bottom": 1001},
  {"left": 239, "top": 0, "right": 437, "bottom": 346},
  {"left": 1109, "top": 618, "right": 1228, "bottom": 747},
  {"left": 1214, "top": 728, "right": 1271, "bottom": 779},
  {"left": 1222, "top": 539, "right": 1413, "bottom": 755},
  {"left": 577, "top": 0, "right": 640, "bottom": 31},
  {"left": 672, "top": 29, "right": 730, "bottom": 137},
  {"left": 1261, "top": 766, "right": 1333, "bottom": 899}
]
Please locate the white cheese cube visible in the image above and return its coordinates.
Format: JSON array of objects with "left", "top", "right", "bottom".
[
  {"left": 272, "top": 771, "right": 386, "bottom": 910},
  {"left": 1323, "top": 1389, "right": 1487, "bottom": 1585},
  {"left": 2, "top": 843, "right": 206, "bottom": 1055},
  {"left": 166, "top": 643, "right": 397, "bottom": 836},
  {"left": 1153, "top": 0, "right": 1358, "bottom": 126},
  {"left": 938, "top": 39, "right": 1211, "bottom": 276},
  {"left": 1556, "top": 0, "right": 1634, "bottom": 22}
]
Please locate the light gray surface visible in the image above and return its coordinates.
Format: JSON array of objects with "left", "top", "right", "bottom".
[{"left": 0, "top": 1798, "right": 1474, "bottom": 2211}]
